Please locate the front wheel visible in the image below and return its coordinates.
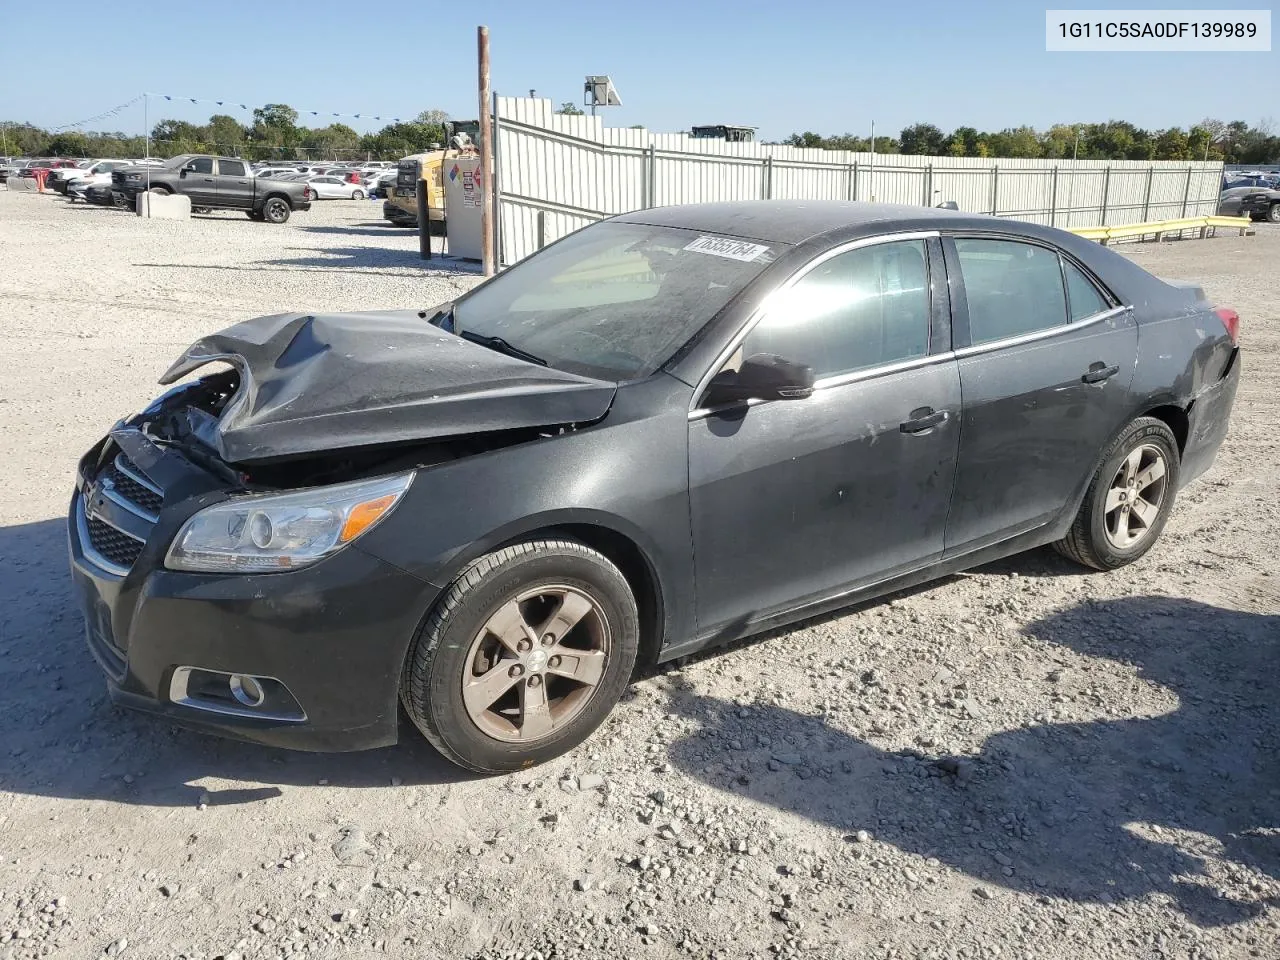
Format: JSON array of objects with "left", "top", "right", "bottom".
[
  {"left": 1267, "top": 203, "right": 1280, "bottom": 223},
  {"left": 401, "top": 540, "right": 640, "bottom": 773},
  {"left": 1053, "top": 417, "right": 1180, "bottom": 570},
  {"left": 351, "top": 189, "right": 365, "bottom": 200},
  {"left": 261, "top": 197, "right": 291, "bottom": 223}
]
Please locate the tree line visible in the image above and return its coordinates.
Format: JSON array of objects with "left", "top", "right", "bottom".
[
  {"left": 782, "top": 119, "right": 1278, "bottom": 164},
  {"left": 1, "top": 104, "right": 453, "bottom": 161},
  {"left": 6, "top": 106, "right": 1278, "bottom": 165}
]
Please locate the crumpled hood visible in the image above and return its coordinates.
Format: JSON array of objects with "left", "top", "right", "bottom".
[{"left": 159, "top": 310, "right": 617, "bottom": 464}]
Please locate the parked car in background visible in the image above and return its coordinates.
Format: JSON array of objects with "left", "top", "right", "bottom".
[
  {"left": 66, "top": 160, "right": 136, "bottom": 201},
  {"left": 304, "top": 174, "right": 366, "bottom": 200},
  {"left": 112, "top": 155, "right": 312, "bottom": 223},
  {"left": 82, "top": 181, "right": 117, "bottom": 206},
  {"left": 68, "top": 201, "right": 1240, "bottom": 773},
  {"left": 48, "top": 159, "right": 101, "bottom": 193},
  {"left": 362, "top": 169, "right": 397, "bottom": 198},
  {"left": 1218, "top": 184, "right": 1280, "bottom": 222}
]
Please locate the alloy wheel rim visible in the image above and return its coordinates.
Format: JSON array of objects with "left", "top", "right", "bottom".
[
  {"left": 461, "top": 584, "right": 610, "bottom": 744},
  {"left": 1103, "top": 443, "right": 1168, "bottom": 549}
]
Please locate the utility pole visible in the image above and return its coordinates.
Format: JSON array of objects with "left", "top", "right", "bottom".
[{"left": 478, "top": 25, "right": 495, "bottom": 276}]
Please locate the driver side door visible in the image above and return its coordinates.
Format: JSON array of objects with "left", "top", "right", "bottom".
[
  {"left": 687, "top": 235, "right": 962, "bottom": 638},
  {"left": 181, "top": 157, "right": 217, "bottom": 204}
]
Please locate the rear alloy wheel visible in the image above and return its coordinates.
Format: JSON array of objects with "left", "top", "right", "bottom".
[
  {"left": 401, "top": 539, "right": 639, "bottom": 773},
  {"left": 1053, "top": 417, "right": 1180, "bottom": 570},
  {"left": 262, "top": 197, "right": 291, "bottom": 224}
]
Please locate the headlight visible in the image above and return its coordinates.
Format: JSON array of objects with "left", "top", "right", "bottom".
[
  {"left": 126, "top": 173, "right": 142, "bottom": 180},
  {"left": 165, "top": 472, "right": 413, "bottom": 573}
]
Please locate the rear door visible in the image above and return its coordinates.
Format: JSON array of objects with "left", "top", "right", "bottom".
[
  {"left": 214, "top": 158, "right": 253, "bottom": 208},
  {"left": 688, "top": 235, "right": 961, "bottom": 635},
  {"left": 942, "top": 235, "right": 1138, "bottom": 553}
]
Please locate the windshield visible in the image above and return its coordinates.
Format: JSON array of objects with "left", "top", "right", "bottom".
[
  {"left": 451, "top": 222, "right": 779, "bottom": 381},
  {"left": 163, "top": 154, "right": 197, "bottom": 169}
]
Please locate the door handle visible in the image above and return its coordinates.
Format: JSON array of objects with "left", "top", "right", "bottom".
[
  {"left": 202, "top": 177, "right": 214, "bottom": 182},
  {"left": 1082, "top": 362, "right": 1120, "bottom": 384},
  {"left": 900, "top": 407, "right": 947, "bottom": 434}
]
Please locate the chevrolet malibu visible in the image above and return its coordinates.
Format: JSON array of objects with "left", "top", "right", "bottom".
[{"left": 69, "top": 201, "right": 1241, "bottom": 773}]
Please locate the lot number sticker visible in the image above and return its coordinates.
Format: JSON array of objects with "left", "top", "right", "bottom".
[{"left": 684, "top": 236, "right": 771, "bottom": 261}]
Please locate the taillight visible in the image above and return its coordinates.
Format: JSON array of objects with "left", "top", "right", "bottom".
[{"left": 1214, "top": 307, "right": 1240, "bottom": 346}]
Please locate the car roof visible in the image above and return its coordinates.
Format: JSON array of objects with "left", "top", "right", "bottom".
[{"left": 614, "top": 200, "right": 1001, "bottom": 245}]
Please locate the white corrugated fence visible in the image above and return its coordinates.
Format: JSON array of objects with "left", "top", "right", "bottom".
[{"left": 493, "top": 97, "right": 1223, "bottom": 265}]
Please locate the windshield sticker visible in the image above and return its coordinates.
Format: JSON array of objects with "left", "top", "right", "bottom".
[{"left": 683, "top": 236, "right": 771, "bottom": 262}]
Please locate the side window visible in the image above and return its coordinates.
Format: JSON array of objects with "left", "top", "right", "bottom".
[
  {"left": 218, "top": 159, "right": 246, "bottom": 177},
  {"left": 954, "top": 238, "right": 1067, "bottom": 345},
  {"left": 188, "top": 157, "right": 214, "bottom": 174},
  {"left": 1064, "top": 260, "right": 1111, "bottom": 320},
  {"left": 739, "top": 240, "right": 931, "bottom": 380}
]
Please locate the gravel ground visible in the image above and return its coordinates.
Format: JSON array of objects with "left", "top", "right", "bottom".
[{"left": 0, "top": 191, "right": 1276, "bottom": 960}]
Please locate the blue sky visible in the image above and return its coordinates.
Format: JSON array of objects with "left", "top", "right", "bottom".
[{"left": 1, "top": 0, "right": 1274, "bottom": 140}]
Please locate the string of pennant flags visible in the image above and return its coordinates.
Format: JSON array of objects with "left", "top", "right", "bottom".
[
  {"left": 53, "top": 93, "right": 406, "bottom": 134},
  {"left": 150, "top": 93, "right": 405, "bottom": 124},
  {"left": 52, "top": 96, "right": 144, "bottom": 132}
]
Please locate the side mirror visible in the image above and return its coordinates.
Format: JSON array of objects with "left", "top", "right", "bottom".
[{"left": 704, "top": 352, "right": 814, "bottom": 407}]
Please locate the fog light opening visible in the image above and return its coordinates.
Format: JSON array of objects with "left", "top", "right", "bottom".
[{"left": 229, "top": 674, "right": 266, "bottom": 708}]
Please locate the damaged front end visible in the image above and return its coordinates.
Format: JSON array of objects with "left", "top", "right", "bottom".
[{"left": 156, "top": 310, "right": 618, "bottom": 469}]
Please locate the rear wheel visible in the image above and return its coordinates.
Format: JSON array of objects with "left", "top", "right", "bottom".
[
  {"left": 1053, "top": 417, "right": 1180, "bottom": 570},
  {"left": 262, "top": 197, "right": 291, "bottom": 223},
  {"left": 401, "top": 539, "right": 639, "bottom": 773}
]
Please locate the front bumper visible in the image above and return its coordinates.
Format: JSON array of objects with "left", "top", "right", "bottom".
[{"left": 68, "top": 428, "right": 442, "bottom": 752}]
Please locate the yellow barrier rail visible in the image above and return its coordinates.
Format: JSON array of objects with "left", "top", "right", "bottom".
[{"left": 1069, "top": 215, "right": 1253, "bottom": 245}]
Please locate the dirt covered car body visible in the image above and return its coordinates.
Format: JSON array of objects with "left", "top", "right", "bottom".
[{"left": 68, "top": 201, "right": 1240, "bottom": 771}]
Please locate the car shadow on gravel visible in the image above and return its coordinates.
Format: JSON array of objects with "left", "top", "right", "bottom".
[
  {"left": 0, "top": 518, "right": 477, "bottom": 809},
  {"left": 300, "top": 224, "right": 423, "bottom": 238},
  {"left": 664, "top": 595, "right": 1279, "bottom": 928}
]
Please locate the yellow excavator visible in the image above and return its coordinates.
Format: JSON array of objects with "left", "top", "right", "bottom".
[{"left": 383, "top": 120, "right": 481, "bottom": 231}]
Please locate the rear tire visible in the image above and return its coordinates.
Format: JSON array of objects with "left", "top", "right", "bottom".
[
  {"left": 262, "top": 197, "right": 290, "bottom": 224},
  {"left": 401, "top": 539, "right": 639, "bottom": 773},
  {"left": 1053, "top": 417, "right": 1180, "bottom": 570}
]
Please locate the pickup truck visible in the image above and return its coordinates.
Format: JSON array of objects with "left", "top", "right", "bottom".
[
  {"left": 111, "top": 154, "right": 312, "bottom": 222},
  {"left": 1218, "top": 184, "right": 1280, "bottom": 223}
]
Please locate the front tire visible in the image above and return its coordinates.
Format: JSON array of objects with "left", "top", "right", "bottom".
[
  {"left": 1267, "top": 202, "right": 1280, "bottom": 223},
  {"left": 1053, "top": 417, "right": 1180, "bottom": 570},
  {"left": 262, "top": 197, "right": 291, "bottom": 223},
  {"left": 401, "top": 539, "right": 640, "bottom": 773},
  {"left": 351, "top": 189, "right": 365, "bottom": 200}
]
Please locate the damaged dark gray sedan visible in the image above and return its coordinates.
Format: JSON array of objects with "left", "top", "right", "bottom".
[{"left": 69, "top": 201, "right": 1241, "bottom": 772}]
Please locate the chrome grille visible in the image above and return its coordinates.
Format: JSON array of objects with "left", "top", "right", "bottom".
[
  {"left": 80, "top": 448, "right": 163, "bottom": 575},
  {"left": 105, "top": 454, "right": 163, "bottom": 515},
  {"left": 85, "top": 515, "right": 145, "bottom": 568}
]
